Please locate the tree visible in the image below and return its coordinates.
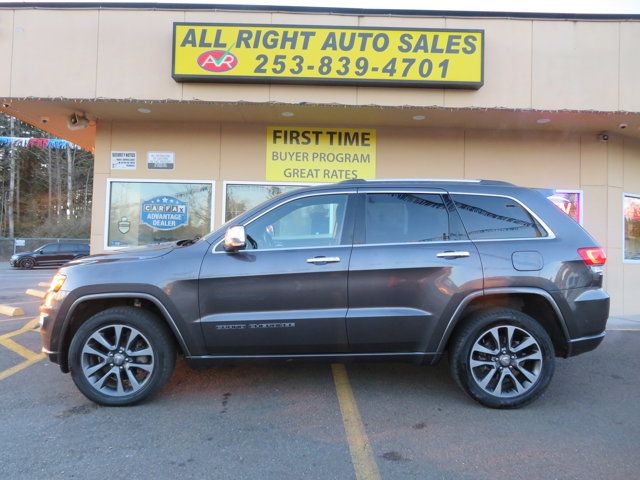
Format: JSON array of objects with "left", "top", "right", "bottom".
[{"left": 0, "top": 113, "right": 94, "bottom": 238}]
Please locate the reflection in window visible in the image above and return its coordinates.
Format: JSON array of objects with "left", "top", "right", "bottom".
[
  {"left": 244, "top": 194, "right": 348, "bottom": 250},
  {"left": 624, "top": 194, "right": 640, "bottom": 261},
  {"left": 365, "top": 193, "right": 450, "bottom": 244},
  {"left": 547, "top": 190, "right": 582, "bottom": 224},
  {"left": 452, "top": 194, "right": 546, "bottom": 240},
  {"left": 107, "top": 181, "right": 213, "bottom": 248},
  {"left": 225, "top": 183, "right": 305, "bottom": 222}
]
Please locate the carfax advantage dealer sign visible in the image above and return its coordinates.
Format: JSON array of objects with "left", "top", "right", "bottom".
[{"left": 172, "top": 24, "right": 484, "bottom": 88}]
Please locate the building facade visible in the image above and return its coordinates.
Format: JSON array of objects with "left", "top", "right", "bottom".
[{"left": 1, "top": 4, "right": 640, "bottom": 315}]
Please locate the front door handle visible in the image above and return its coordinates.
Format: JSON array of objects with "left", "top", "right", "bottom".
[
  {"left": 436, "top": 251, "right": 470, "bottom": 259},
  {"left": 306, "top": 256, "right": 341, "bottom": 264}
]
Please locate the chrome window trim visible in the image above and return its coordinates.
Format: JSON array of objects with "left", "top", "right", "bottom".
[
  {"left": 448, "top": 191, "right": 556, "bottom": 241},
  {"left": 212, "top": 190, "right": 356, "bottom": 253},
  {"left": 353, "top": 240, "right": 471, "bottom": 248}
]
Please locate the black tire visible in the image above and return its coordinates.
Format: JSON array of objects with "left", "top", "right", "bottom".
[
  {"left": 20, "top": 257, "right": 35, "bottom": 269},
  {"left": 449, "top": 308, "right": 555, "bottom": 409},
  {"left": 68, "top": 306, "right": 176, "bottom": 406}
]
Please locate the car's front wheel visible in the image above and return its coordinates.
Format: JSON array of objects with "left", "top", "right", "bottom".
[
  {"left": 449, "top": 308, "right": 555, "bottom": 409},
  {"left": 68, "top": 306, "right": 176, "bottom": 406},
  {"left": 20, "top": 257, "right": 35, "bottom": 269}
]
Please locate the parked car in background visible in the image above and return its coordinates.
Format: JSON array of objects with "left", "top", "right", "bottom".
[{"left": 10, "top": 242, "right": 90, "bottom": 269}]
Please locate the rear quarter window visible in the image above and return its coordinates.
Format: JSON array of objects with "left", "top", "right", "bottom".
[{"left": 451, "top": 194, "right": 547, "bottom": 240}]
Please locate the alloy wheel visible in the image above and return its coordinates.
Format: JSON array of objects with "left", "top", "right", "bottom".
[
  {"left": 469, "top": 325, "right": 543, "bottom": 398},
  {"left": 80, "top": 324, "right": 155, "bottom": 397}
]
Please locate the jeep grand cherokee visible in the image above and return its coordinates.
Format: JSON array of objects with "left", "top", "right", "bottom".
[{"left": 39, "top": 179, "right": 609, "bottom": 408}]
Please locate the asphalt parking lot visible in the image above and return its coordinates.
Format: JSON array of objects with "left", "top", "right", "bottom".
[{"left": 0, "top": 264, "right": 639, "bottom": 480}]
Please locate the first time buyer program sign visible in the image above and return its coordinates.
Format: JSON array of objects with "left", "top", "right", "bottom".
[
  {"left": 173, "top": 24, "right": 484, "bottom": 88},
  {"left": 267, "top": 127, "right": 376, "bottom": 182}
]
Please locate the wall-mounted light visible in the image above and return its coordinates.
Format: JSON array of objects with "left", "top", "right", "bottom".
[
  {"left": 536, "top": 118, "right": 551, "bottom": 124},
  {"left": 67, "top": 113, "right": 90, "bottom": 130},
  {"left": 412, "top": 115, "right": 426, "bottom": 121},
  {"left": 281, "top": 111, "right": 294, "bottom": 117},
  {"left": 137, "top": 107, "right": 151, "bottom": 114}
]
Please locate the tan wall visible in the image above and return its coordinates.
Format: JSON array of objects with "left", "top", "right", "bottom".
[
  {"left": 92, "top": 121, "right": 640, "bottom": 314},
  {"left": 0, "top": 8, "right": 639, "bottom": 112}
]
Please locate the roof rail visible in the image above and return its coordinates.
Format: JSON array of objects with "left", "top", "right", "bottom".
[{"left": 338, "top": 178, "right": 514, "bottom": 185}]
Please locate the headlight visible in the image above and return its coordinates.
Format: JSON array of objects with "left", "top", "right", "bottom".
[{"left": 49, "top": 273, "right": 67, "bottom": 292}]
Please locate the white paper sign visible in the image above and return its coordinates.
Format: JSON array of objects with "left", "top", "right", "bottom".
[
  {"left": 111, "top": 151, "right": 137, "bottom": 170},
  {"left": 147, "top": 151, "right": 175, "bottom": 170},
  {"left": 14, "top": 239, "right": 26, "bottom": 247}
]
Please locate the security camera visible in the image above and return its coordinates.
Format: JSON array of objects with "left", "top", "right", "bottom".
[
  {"left": 619, "top": 123, "right": 628, "bottom": 130},
  {"left": 67, "top": 113, "right": 89, "bottom": 130},
  {"left": 597, "top": 133, "right": 609, "bottom": 142},
  {"left": 40, "top": 116, "right": 49, "bottom": 124}
]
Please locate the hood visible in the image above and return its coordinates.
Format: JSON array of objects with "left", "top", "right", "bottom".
[{"left": 66, "top": 242, "right": 176, "bottom": 266}]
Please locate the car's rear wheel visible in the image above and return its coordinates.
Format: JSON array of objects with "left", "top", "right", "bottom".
[
  {"left": 449, "top": 308, "right": 555, "bottom": 409},
  {"left": 20, "top": 257, "right": 35, "bottom": 269},
  {"left": 68, "top": 306, "right": 176, "bottom": 406}
]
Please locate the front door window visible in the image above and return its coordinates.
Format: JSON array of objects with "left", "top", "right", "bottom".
[{"left": 243, "top": 194, "right": 349, "bottom": 250}]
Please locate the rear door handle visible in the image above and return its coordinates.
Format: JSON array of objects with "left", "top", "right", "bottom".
[
  {"left": 436, "top": 251, "right": 470, "bottom": 259},
  {"left": 306, "top": 256, "right": 341, "bottom": 264}
]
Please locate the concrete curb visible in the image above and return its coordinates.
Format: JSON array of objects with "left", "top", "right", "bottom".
[
  {"left": 607, "top": 316, "right": 640, "bottom": 331},
  {"left": 25, "top": 289, "right": 46, "bottom": 299},
  {"left": 0, "top": 305, "right": 25, "bottom": 317}
]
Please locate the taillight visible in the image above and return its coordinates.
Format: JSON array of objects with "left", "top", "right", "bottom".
[{"left": 577, "top": 247, "right": 607, "bottom": 266}]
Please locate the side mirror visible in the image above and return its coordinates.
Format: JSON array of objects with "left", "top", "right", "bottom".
[{"left": 224, "top": 225, "right": 246, "bottom": 252}]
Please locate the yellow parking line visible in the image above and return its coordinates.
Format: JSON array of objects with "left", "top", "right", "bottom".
[
  {"left": 0, "top": 317, "right": 40, "bottom": 340},
  {"left": 0, "top": 337, "right": 39, "bottom": 360},
  {"left": 0, "top": 299, "right": 42, "bottom": 306},
  {"left": 331, "top": 363, "right": 381, "bottom": 480},
  {"left": 25, "top": 289, "right": 46, "bottom": 299},
  {"left": 0, "top": 354, "right": 45, "bottom": 381}
]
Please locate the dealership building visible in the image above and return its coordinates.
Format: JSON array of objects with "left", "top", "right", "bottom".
[{"left": 1, "top": 3, "right": 640, "bottom": 315}]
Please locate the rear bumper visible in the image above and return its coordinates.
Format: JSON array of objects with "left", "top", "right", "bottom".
[{"left": 567, "top": 331, "right": 606, "bottom": 357}]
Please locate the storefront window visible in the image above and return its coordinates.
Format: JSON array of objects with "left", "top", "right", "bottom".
[
  {"left": 224, "top": 182, "right": 306, "bottom": 222},
  {"left": 107, "top": 180, "right": 213, "bottom": 248},
  {"left": 624, "top": 193, "right": 640, "bottom": 261},
  {"left": 547, "top": 189, "right": 583, "bottom": 224}
]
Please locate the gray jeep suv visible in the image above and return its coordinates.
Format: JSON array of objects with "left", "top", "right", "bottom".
[{"left": 39, "top": 179, "right": 609, "bottom": 408}]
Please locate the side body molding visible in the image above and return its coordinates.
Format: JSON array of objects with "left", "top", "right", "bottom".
[
  {"left": 435, "top": 287, "right": 570, "bottom": 354},
  {"left": 61, "top": 292, "right": 191, "bottom": 356}
]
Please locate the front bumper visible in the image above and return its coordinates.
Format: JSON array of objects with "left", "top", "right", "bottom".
[
  {"left": 39, "top": 291, "right": 68, "bottom": 368},
  {"left": 9, "top": 258, "right": 19, "bottom": 267}
]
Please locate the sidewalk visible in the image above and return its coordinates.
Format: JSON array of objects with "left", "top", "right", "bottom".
[{"left": 607, "top": 315, "right": 640, "bottom": 330}]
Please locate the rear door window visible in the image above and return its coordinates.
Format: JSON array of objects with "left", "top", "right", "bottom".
[
  {"left": 40, "top": 244, "right": 59, "bottom": 254},
  {"left": 451, "top": 194, "right": 547, "bottom": 240},
  {"left": 364, "top": 193, "right": 450, "bottom": 244}
]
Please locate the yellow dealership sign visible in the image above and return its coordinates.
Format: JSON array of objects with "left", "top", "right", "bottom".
[
  {"left": 266, "top": 127, "right": 376, "bottom": 182},
  {"left": 173, "top": 23, "right": 484, "bottom": 88}
]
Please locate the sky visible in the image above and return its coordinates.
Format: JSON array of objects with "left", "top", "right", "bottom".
[{"left": 2, "top": 0, "right": 640, "bottom": 14}]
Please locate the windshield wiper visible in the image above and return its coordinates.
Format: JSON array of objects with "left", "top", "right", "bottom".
[{"left": 176, "top": 235, "right": 201, "bottom": 247}]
